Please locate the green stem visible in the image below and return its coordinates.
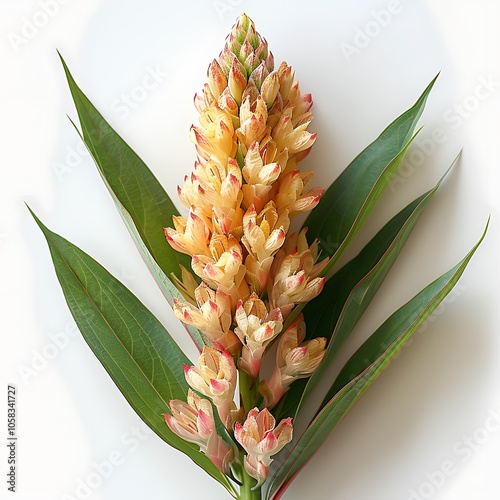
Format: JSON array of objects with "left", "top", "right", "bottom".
[
  {"left": 239, "top": 368, "right": 259, "bottom": 411},
  {"left": 239, "top": 369, "right": 251, "bottom": 411},
  {"left": 237, "top": 370, "right": 262, "bottom": 499},
  {"left": 239, "top": 466, "right": 261, "bottom": 500}
]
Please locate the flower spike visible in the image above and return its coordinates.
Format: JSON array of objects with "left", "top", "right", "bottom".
[{"left": 164, "top": 13, "right": 329, "bottom": 494}]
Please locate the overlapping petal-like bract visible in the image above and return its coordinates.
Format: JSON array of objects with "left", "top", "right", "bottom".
[
  {"left": 268, "top": 228, "right": 328, "bottom": 317},
  {"left": 173, "top": 284, "right": 240, "bottom": 354},
  {"left": 164, "top": 390, "right": 215, "bottom": 450},
  {"left": 184, "top": 347, "right": 237, "bottom": 427},
  {"left": 234, "top": 293, "right": 283, "bottom": 379},
  {"left": 234, "top": 408, "right": 293, "bottom": 484},
  {"left": 164, "top": 390, "right": 234, "bottom": 472},
  {"left": 242, "top": 202, "right": 289, "bottom": 295},
  {"left": 164, "top": 13, "right": 330, "bottom": 490},
  {"left": 260, "top": 315, "right": 327, "bottom": 408},
  {"left": 191, "top": 106, "right": 237, "bottom": 165},
  {"left": 241, "top": 142, "right": 282, "bottom": 213},
  {"left": 166, "top": 14, "right": 327, "bottom": 342}
]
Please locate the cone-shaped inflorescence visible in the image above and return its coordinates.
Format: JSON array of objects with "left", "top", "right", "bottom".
[{"left": 164, "top": 14, "right": 328, "bottom": 489}]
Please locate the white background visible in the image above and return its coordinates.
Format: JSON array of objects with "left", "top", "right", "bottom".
[{"left": 2, "top": 1, "right": 500, "bottom": 499}]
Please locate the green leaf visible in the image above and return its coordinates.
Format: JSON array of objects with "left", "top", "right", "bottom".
[
  {"left": 89, "top": 169, "right": 207, "bottom": 351},
  {"left": 272, "top": 156, "right": 456, "bottom": 422},
  {"left": 324, "top": 218, "right": 488, "bottom": 404},
  {"left": 265, "top": 219, "right": 488, "bottom": 500},
  {"left": 305, "top": 74, "right": 438, "bottom": 277},
  {"left": 303, "top": 156, "right": 459, "bottom": 419},
  {"left": 58, "top": 53, "right": 190, "bottom": 281},
  {"left": 60, "top": 54, "right": 205, "bottom": 352},
  {"left": 29, "top": 208, "right": 237, "bottom": 498}
]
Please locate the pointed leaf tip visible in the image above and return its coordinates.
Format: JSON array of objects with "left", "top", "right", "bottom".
[
  {"left": 60, "top": 56, "right": 192, "bottom": 284},
  {"left": 304, "top": 74, "right": 439, "bottom": 279}
]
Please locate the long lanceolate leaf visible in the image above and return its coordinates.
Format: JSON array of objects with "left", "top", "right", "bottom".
[
  {"left": 297, "top": 157, "right": 458, "bottom": 419},
  {"left": 59, "top": 55, "right": 205, "bottom": 351},
  {"left": 30, "top": 209, "right": 237, "bottom": 498},
  {"left": 272, "top": 158, "right": 455, "bottom": 422},
  {"left": 58, "top": 55, "right": 190, "bottom": 292},
  {"left": 81, "top": 165, "right": 207, "bottom": 351},
  {"left": 265, "top": 220, "right": 488, "bottom": 500},
  {"left": 305, "top": 74, "right": 438, "bottom": 278},
  {"left": 272, "top": 191, "right": 429, "bottom": 422}
]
